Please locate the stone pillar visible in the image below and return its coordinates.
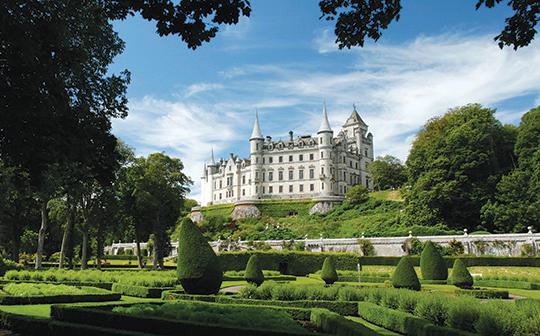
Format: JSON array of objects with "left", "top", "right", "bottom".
[
  {"left": 190, "top": 206, "right": 204, "bottom": 223},
  {"left": 232, "top": 200, "right": 261, "bottom": 220}
]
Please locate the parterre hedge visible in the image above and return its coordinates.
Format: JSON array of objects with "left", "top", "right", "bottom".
[
  {"left": 310, "top": 308, "right": 380, "bottom": 336},
  {"left": 111, "top": 283, "right": 175, "bottom": 298},
  {"left": 218, "top": 251, "right": 360, "bottom": 275},
  {"left": 473, "top": 279, "right": 540, "bottom": 290},
  {"left": 454, "top": 288, "right": 509, "bottom": 299},
  {"left": 356, "top": 256, "right": 540, "bottom": 267}
]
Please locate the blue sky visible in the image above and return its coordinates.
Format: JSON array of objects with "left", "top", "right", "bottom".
[{"left": 109, "top": 1, "right": 540, "bottom": 201}]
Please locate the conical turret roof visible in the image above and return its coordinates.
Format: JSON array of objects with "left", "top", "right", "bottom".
[
  {"left": 250, "top": 110, "right": 263, "bottom": 140},
  {"left": 317, "top": 101, "right": 333, "bottom": 134}
]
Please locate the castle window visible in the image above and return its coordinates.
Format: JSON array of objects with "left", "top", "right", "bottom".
[
  {"left": 219, "top": 180, "right": 222, "bottom": 188},
  {"left": 263, "top": 157, "right": 265, "bottom": 164},
  {"left": 242, "top": 175, "right": 246, "bottom": 184},
  {"left": 269, "top": 157, "right": 273, "bottom": 164},
  {"left": 289, "top": 185, "right": 293, "bottom": 193},
  {"left": 255, "top": 172, "right": 259, "bottom": 180},
  {"left": 343, "top": 156, "right": 345, "bottom": 163},
  {"left": 289, "top": 155, "right": 293, "bottom": 162},
  {"left": 256, "top": 157, "right": 259, "bottom": 164},
  {"left": 256, "top": 144, "right": 259, "bottom": 150},
  {"left": 321, "top": 151, "right": 324, "bottom": 158},
  {"left": 278, "top": 171, "right": 283, "bottom": 181},
  {"left": 310, "top": 184, "right": 314, "bottom": 191},
  {"left": 322, "top": 183, "right": 324, "bottom": 190},
  {"left": 299, "top": 170, "right": 304, "bottom": 180},
  {"left": 310, "top": 153, "right": 314, "bottom": 160},
  {"left": 268, "top": 172, "right": 273, "bottom": 181},
  {"left": 269, "top": 186, "right": 273, "bottom": 193},
  {"left": 242, "top": 189, "right": 245, "bottom": 196},
  {"left": 365, "top": 162, "right": 369, "bottom": 169},
  {"left": 350, "top": 161, "right": 352, "bottom": 168},
  {"left": 300, "top": 184, "right": 304, "bottom": 192},
  {"left": 231, "top": 190, "right": 234, "bottom": 197},
  {"left": 219, "top": 193, "right": 222, "bottom": 199},
  {"left": 365, "top": 149, "right": 368, "bottom": 156},
  {"left": 321, "top": 167, "right": 324, "bottom": 175},
  {"left": 355, "top": 162, "right": 358, "bottom": 169},
  {"left": 262, "top": 186, "right": 265, "bottom": 193},
  {"left": 279, "top": 156, "right": 283, "bottom": 163},
  {"left": 309, "top": 169, "right": 314, "bottom": 179},
  {"left": 229, "top": 166, "right": 231, "bottom": 171},
  {"left": 319, "top": 138, "right": 322, "bottom": 145},
  {"left": 288, "top": 170, "right": 293, "bottom": 180},
  {"left": 279, "top": 185, "right": 283, "bottom": 193},
  {"left": 214, "top": 195, "right": 216, "bottom": 200},
  {"left": 299, "top": 154, "right": 303, "bottom": 161}
]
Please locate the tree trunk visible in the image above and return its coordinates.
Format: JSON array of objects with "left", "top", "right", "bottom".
[
  {"left": 81, "top": 230, "right": 88, "bottom": 270},
  {"left": 96, "top": 225, "right": 103, "bottom": 270},
  {"left": 134, "top": 230, "right": 143, "bottom": 269},
  {"left": 59, "top": 202, "right": 74, "bottom": 269},
  {"left": 35, "top": 199, "right": 48, "bottom": 270},
  {"left": 152, "top": 213, "right": 160, "bottom": 270}
]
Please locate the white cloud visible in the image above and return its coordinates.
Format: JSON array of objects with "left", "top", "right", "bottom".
[{"left": 184, "top": 83, "right": 224, "bottom": 97}]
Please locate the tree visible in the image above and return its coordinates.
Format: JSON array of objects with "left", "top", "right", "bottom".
[
  {"left": 244, "top": 255, "right": 264, "bottom": 286},
  {"left": 420, "top": 241, "right": 447, "bottom": 280},
  {"left": 177, "top": 218, "right": 223, "bottom": 294},
  {"left": 450, "top": 259, "right": 473, "bottom": 288},
  {"left": 403, "top": 104, "right": 516, "bottom": 231},
  {"left": 368, "top": 155, "right": 407, "bottom": 190},
  {"left": 320, "top": 257, "right": 338, "bottom": 285},
  {"left": 319, "top": 0, "right": 540, "bottom": 50},
  {"left": 392, "top": 256, "right": 420, "bottom": 291},
  {"left": 345, "top": 185, "right": 369, "bottom": 204},
  {"left": 482, "top": 106, "right": 540, "bottom": 233},
  {"left": 1, "top": 1, "right": 130, "bottom": 269}
]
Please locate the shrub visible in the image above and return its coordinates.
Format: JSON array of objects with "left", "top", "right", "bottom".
[
  {"left": 420, "top": 241, "right": 448, "bottom": 280},
  {"left": 358, "top": 239, "right": 375, "bottom": 256},
  {"left": 414, "top": 295, "right": 447, "bottom": 326},
  {"left": 455, "top": 288, "right": 509, "bottom": 299},
  {"left": 446, "top": 298, "right": 479, "bottom": 332},
  {"left": 392, "top": 257, "right": 421, "bottom": 291},
  {"left": 177, "top": 218, "right": 222, "bottom": 294},
  {"left": 244, "top": 255, "right": 264, "bottom": 286},
  {"left": 450, "top": 259, "right": 473, "bottom": 289},
  {"left": 345, "top": 185, "right": 369, "bottom": 204},
  {"left": 320, "top": 257, "right": 338, "bottom": 285}
]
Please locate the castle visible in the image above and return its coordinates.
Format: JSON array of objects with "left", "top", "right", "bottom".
[{"left": 200, "top": 104, "right": 374, "bottom": 206}]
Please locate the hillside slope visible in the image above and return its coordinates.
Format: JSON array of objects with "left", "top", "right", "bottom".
[{"left": 198, "top": 191, "right": 458, "bottom": 240}]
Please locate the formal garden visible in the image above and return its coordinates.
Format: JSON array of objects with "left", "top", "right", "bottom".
[{"left": 0, "top": 218, "right": 539, "bottom": 336}]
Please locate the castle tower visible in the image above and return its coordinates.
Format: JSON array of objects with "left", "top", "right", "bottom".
[
  {"left": 317, "top": 102, "right": 334, "bottom": 196},
  {"left": 202, "top": 148, "right": 217, "bottom": 205},
  {"left": 249, "top": 111, "right": 264, "bottom": 199}
]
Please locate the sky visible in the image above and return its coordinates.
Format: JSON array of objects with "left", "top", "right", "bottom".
[{"left": 109, "top": 1, "right": 540, "bottom": 202}]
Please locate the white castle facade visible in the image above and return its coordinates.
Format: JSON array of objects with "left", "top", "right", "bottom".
[{"left": 200, "top": 105, "right": 374, "bottom": 206}]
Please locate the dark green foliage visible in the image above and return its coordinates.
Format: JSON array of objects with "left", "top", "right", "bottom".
[
  {"left": 450, "top": 259, "right": 473, "bottom": 289},
  {"left": 177, "top": 218, "right": 222, "bottom": 294},
  {"left": 218, "top": 251, "right": 360, "bottom": 275},
  {"left": 368, "top": 155, "right": 407, "bottom": 190},
  {"left": 392, "top": 257, "right": 421, "bottom": 291},
  {"left": 111, "top": 283, "right": 174, "bottom": 298},
  {"left": 357, "top": 239, "right": 375, "bottom": 256},
  {"left": 0, "top": 283, "right": 119, "bottom": 305},
  {"left": 320, "top": 257, "right": 338, "bottom": 285},
  {"left": 345, "top": 185, "right": 369, "bottom": 204},
  {"left": 420, "top": 241, "right": 448, "bottom": 280},
  {"left": 310, "top": 308, "right": 379, "bottom": 336},
  {"left": 454, "top": 288, "right": 508, "bottom": 299},
  {"left": 474, "top": 279, "right": 540, "bottom": 290},
  {"left": 244, "top": 255, "right": 264, "bottom": 286},
  {"left": 404, "top": 104, "right": 516, "bottom": 231}
]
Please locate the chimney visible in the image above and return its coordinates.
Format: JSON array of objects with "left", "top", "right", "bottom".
[{"left": 289, "top": 131, "right": 293, "bottom": 141}]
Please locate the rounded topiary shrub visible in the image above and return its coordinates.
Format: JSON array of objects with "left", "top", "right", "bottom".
[
  {"left": 177, "top": 218, "right": 223, "bottom": 294},
  {"left": 244, "top": 255, "right": 264, "bottom": 286},
  {"left": 420, "top": 241, "right": 448, "bottom": 280},
  {"left": 450, "top": 259, "right": 473, "bottom": 289},
  {"left": 320, "top": 257, "right": 338, "bottom": 285},
  {"left": 392, "top": 257, "right": 421, "bottom": 291}
]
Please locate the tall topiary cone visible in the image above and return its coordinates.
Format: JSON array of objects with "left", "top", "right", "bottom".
[
  {"left": 244, "top": 255, "right": 264, "bottom": 286},
  {"left": 420, "top": 241, "right": 448, "bottom": 280},
  {"left": 177, "top": 218, "right": 222, "bottom": 294},
  {"left": 320, "top": 256, "right": 338, "bottom": 285},
  {"left": 392, "top": 257, "right": 421, "bottom": 291},
  {"left": 450, "top": 259, "right": 473, "bottom": 289}
]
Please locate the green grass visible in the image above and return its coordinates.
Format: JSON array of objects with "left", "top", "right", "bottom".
[
  {"left": 2, "top": 283, "right": 109, "bottom": 296},
  {"left": 370, "top": 190, "right": 403, "bottom": 202},
  {"left": 0, "top": 304, "right": 51, "bottom": 318}
]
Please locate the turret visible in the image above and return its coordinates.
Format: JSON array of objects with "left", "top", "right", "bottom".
[
  {"left": 249, "top": 111, "right": 264, "bottom": 199},
  {"left": 317, "top": 102, "right": 334, "bottom": 196}
]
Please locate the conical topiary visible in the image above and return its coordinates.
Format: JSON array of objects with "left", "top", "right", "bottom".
[
  {"left": 177, "top": 218, "right": 222, "bottom": 294},
  {"left": 244, "top": 255, "right": 264, "bottom": 286},
  {"left": 320, "top": 257, "right": 338, "bottom": 285},
  {"left": 420, "top": 241, "right": 448, "bottom": 280},
  {"left": 392, "top": 257, "right": 421, "bottom": 291},
  {"left": 450, "top": 259, "right": 473, "bottom": 289}
]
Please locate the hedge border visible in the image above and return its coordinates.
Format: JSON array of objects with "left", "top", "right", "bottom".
[
  {"left": 222, "top": 275, "right": 296, "bottom": 281},
  {"left": 111, "top": 283, "right": 174, "bottom": 298},
  {"left": 0, "top": 289, "right": 120, "bottom": 305},
  {"left": 310, "top": 308, "right": 381, "bottom": 336},
  {"left": 0, "top": 279, "right": 113, "bottom": 290},
  {"left": 358, "top": 302, "right": 474, "bottom": 336},
  {"left": 51, "top": 301, "right": 314, "bottom": 336},
  {"left": 0, "top": 311, "right": 51, "bottom": 336},
  {"left": 454, "top": 288, "right": 509, "bottom": 299},
  {"left": 474, "top": 279, "right": 540, "bottom": 290}
]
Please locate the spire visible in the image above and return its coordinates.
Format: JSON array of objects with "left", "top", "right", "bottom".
[
  {"left": 317, "top": 100, "right": 332, "bottom": 134},
  {"left": 207, "top": 147, "right": 215, "bottom": 166},
  {"left": 250, "top": 110, "right": 263, "bottom": 140},
  {"left": 343, "top": 104, "right": 367, "bottom": 127}
]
